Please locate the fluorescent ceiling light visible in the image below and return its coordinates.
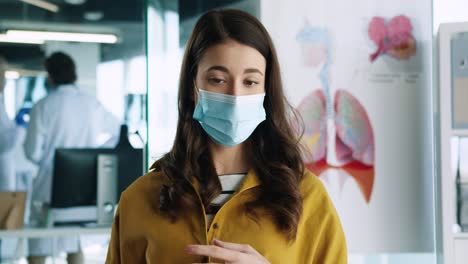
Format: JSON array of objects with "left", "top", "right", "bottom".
[
  {"left": 84, "top": 11, "right": 104, "bottom": 21},
  {"left": 20, "top": 0, "right": 59, "bottom": 13},
  {"left": 5, "top": 71, "right": 20, "bottom": 80},
  {"left": 65, "top": 0, "right": 87, "bottom": 5},
  {"left": 6, "top": 30, "right": 118, "bottom": 44},
  {"left": 0, "top": 34, "right": 44, "bottom": 44}
]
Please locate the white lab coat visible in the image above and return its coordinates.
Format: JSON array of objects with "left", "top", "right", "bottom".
[
  {"left": 24, "top": 84, "right": 120, "bottom": 256},
  {"left": 0, "top": 93, "right": 19, "bottom": 261},
  {"left": 0, "top": 93, "right": 19, "bottom": 191}
]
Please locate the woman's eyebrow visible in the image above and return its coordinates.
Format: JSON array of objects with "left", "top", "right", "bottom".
[
  {"left": 206, "top": 65, "right": 229, "bottom": 73},
  {"left": 206, "top": 66, "right": 264, "bottom": 76},
  {"left": 244, "top": 68, "right": 263, "bottom": 76}
]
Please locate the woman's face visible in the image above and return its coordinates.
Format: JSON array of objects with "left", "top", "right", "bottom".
[{"left": 195, "top": 39, "right": 266, "bottom": 96}]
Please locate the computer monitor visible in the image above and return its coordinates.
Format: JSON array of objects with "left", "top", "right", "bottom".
[{"left": 51, "top": 147, "right": 144, "bottom": 208}]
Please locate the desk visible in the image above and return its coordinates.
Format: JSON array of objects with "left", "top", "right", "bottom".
[
  {"left": 0, "top": 227, "right": 111, "bottom": 262},
  {"left": 0, "top": 227, "right": 111, "bottom": 239}
]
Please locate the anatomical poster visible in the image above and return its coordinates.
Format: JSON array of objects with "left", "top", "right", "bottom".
[{"left": 261, "top": 0, "right": 434, "bottom": 253}]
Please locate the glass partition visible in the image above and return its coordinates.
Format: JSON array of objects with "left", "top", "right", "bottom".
[{"left": 0, "top": 0, "right": 146, "bottom": 262}]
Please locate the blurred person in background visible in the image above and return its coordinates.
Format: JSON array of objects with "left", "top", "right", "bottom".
[
  {"left": 0, "top": 54, "right": 25, "bottom": 263},
  {"left": 24, "top": 52, "right": 120, "bottom": 264},
  {"left": 0, "top": 55, "right": 18, "bottom": 191}
]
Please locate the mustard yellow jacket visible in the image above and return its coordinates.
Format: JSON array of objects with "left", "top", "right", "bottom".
[{"left": 106, "top": 169, "right": 347, "bottom": 263}]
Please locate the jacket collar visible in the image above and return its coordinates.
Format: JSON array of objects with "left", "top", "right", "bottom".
[
  {"left": 50, "top": 84, "right": 77, "bottom": 93},
  {"left": 189, "top": 168, "right": 261, "bottom": 194},
  {"left": 237, "top": 169, "right": 261, "bottom": 192},
  {"left": 58, "top": 84, "right": 77, "bottom": 90}
]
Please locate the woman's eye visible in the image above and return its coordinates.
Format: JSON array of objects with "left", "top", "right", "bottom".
[
  {"left": 208, "top": 78, "right": 226, "bottom": 84},
  {"left": 245, "top": 80, "right": 258, "bottom": 87}
]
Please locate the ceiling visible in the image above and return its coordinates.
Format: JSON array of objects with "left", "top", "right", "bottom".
[
  {"left": 0, "top": 0, "right": 144, "bottom": 23},
  {"left": 0, "top": 0, "right": 248, "bottom": 71},
  {"left": 0, "top": 0, "right": 145, "bottom": 70}
]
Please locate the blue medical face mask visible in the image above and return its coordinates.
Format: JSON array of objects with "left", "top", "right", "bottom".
[{"left": 193, "top": 89, "right": 266, "bottom": 147}]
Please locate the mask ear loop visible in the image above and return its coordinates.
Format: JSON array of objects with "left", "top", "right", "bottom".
[{"left": 193, "top": 81, "right": 200, "bottom": 104}]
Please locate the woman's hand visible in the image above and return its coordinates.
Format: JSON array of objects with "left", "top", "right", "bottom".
[{"left": 185, "top": 238, "right": 270, "bottom": 264}]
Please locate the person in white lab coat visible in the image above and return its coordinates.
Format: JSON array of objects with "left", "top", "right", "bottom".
[
  {"left": 0, "top": 56, "right": 22, "bottom": 262},
  {"left": 24, "top": 52, "right": 121, "bottom": 264},
  {"left": 0, "top": 56, "right": 18, "bottom": 191}
]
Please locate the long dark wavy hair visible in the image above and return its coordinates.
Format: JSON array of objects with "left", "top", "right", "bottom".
[{"left": 151, "top": 9, "right": 305, "bottom": 241}]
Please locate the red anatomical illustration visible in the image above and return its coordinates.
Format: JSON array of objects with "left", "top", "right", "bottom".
[
  {"left": 368, "top": 15, "right": 416, "bottom": 62},
  {"left": 296, "top": 25, "right": 375, "bottom": 203}
]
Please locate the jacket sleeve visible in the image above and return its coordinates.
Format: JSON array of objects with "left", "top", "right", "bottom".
[
  {"left": 23, "top": 105, "right": 46, "bottom": 164},
  {"left": 312, "top": 205, "right": 348, "bottom": 264},
  {"left": 106, "top": 205, "right": 122, "bottom": 264},
  {"left": 0, "top": 93, "right": 17, "bottom": 153},
  {"left": 310, "top": 181, "right": 348, "bottom": 264},
  {"left": 105, "top": 188, "right": 149, "bottom": 263},
  {"left": 0, "top": 123, "right": 17, "bottom": 153},
  {"left": 96, "top": 104, "right": 121, "bottom": 147}
]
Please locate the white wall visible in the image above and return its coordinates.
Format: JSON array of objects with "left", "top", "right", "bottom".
[
  {"left": 434, "top": 0, "right": 468, "bottom": 32},
  {"left": 261, "top": 0, "right": 435, "bottom": 258}
]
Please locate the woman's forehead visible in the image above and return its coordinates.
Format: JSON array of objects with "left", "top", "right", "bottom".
[{"left": 198, "top": 40, "right": 266, "bottom": 74}]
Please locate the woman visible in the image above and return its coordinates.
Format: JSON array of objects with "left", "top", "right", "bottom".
[{"left": 106, "top": 9, "right": 347, "bottom": 263}]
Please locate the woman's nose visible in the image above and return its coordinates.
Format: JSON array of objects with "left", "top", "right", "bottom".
[{"left": 226, "top": 80, "right": 243, "bottom": 96}]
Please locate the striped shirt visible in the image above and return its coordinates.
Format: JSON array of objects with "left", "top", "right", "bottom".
[{"left": 206, "top": 173, "right": 247, "bottom": 226}]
